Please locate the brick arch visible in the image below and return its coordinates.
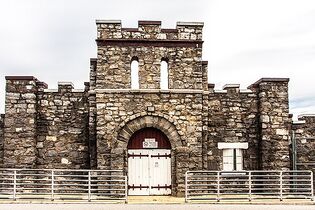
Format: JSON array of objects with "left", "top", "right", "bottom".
[{"left": 117, "top": 115, "right": 184, "bottom": 149}]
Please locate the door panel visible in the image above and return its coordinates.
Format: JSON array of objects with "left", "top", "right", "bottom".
[
  {"left": 149, "top": 149, "right": 171, "bottom": 195},
  {"left": 128, "top": 150, "right": 150, "bottom": 195},
  {"left": 128, "top": 149, "right": 171, "bottom": 195}
]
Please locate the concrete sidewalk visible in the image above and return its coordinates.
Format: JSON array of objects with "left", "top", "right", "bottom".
[
  {"left": 0, "top": 204, "right": 315, "bottom": 210},
  {"left": 0, "top": 196, "right": 313, "bottom": 205},
  {"left": 128, "top": 196, "right": 314, "bottom": 205}
]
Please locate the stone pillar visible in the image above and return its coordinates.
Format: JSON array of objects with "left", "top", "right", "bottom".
[
  {"left": 174, "top": 146, "right": 190, "bottom": 196},
  {"left": 250, "top": 78, "right": 290, "bottom": 170},
  {"left": 89, "top": 58, "right": 97, "bottom": 168},
  {"left": 4, "top": 76, "right": 39, "bottom": 168},
  {"left": 175, "top": 146, "right": 202, "bottom": 196}
]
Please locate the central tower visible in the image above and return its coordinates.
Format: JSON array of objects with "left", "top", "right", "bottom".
[{"left": 89, "top": 20, "right": 208, "bottom": 195}]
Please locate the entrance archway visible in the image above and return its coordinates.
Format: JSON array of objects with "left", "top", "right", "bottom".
[{"left": 127, "top": 127, "right": 171, "bottom": 195}]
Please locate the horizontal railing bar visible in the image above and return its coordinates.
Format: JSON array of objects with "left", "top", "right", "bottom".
[
  {"left": 0, "top": 169, "right": 124, "bottom": 172},
  {"left": 15, "top": 183, "right": 51, "bottom": 186}
]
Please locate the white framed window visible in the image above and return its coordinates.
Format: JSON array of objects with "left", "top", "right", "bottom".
[
  {"left": 222, "top": 148, "right": 243, "bottom": 171},
  {"left": 218, "top": 142, "right": 248, "bottom": 171}
]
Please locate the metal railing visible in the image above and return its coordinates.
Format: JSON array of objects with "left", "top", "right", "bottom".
[
  {"left": 185, "top": 170, "right": 314, "bottom": 202},
  {"left": 0, "top": 168, "right": 127, "bottom": 202}
]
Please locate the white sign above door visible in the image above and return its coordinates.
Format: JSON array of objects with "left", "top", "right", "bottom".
[{"left": 143, "top": 138, "right": 158, "bottom": 148}]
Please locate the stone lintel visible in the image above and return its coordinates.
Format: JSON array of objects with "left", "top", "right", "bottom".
[
  {"left": 292, "top": 120, "right": 306, "bottom": 125},
  {"left": 218, "top": 142, "right": 249, "bottom": 149},
  {"left": 177, "top": 22, "right": 204, "bottom": 27},
  {"left": 96, "top": 19, "right": 121, "bottom": 24},
  {"left": 58, "top": 82, "right": 74, "bottom": 87},
  {"left": 248, "top": 78, "right": 290, "bottom": 89},
  {"left": 138, "top": 20, "right": 161, "bottom": 25},
  {"left": 5, "top": 76, "right": 37, "bottom": 81},
  {"left": 223, "top": 84, "right": 240, "bottom": 90}
]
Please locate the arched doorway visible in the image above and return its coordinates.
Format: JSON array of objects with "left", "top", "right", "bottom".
[{"left": 127, "top": 127, "right": 171, "bottom": 195}]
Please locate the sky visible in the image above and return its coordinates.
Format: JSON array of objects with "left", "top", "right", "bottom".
[{"left": 0, "top": 0, "right": 314, "bottom": 120}]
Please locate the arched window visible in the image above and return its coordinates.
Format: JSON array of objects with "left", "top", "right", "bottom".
[
  {"left": 160, "top": 59, "right": 168, "bottom": 89},
  {"left": 131, "top": 57, "right": 139, "bottom": 89}
]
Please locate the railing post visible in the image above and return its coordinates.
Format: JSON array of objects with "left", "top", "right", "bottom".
[
  {"left": 13, "top": 170, "right": 17, "bottom": 201},
  {"left": 280, "top": 171, "right": 283, "bottom": 201},
  {"left": 217, "top": 171, "right": 220, "bottom": 202},
  {"left": 185, "top": 171, "right": 188, "bottom": 203},
  {"left": 311, "top": 171, "right": 314, "bottom": 201},
  {"left": 51, "top": 170, "right": 54, "bottom": 201},
  {"left": 248, "top": 171, "right": 252, "bottom": 201},
  {"left": 88, "top": 171, "right": 91, "bottom": 202}
]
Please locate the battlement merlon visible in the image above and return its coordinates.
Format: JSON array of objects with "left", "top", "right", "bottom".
[
  {"left": 95, "top": 20, "right": 204, "bottom": 41},
  {"left": 5, "top": 76, "right": 48, "bottom": 92}
]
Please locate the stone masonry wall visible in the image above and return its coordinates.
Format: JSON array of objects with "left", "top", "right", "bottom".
[
  {"left": 95, "top": 89, "right": 204, "bottom": 194},
  {"left": 292, "top": 115, "right": 315, "bottom": 170},
  {"left": 3, "top": 77, "right": 39, "bottom": 168},
  {"left": 207, "top": 85, "right": 260, "bottom": 170},
  {"left": 250, "top": 78, "right": 291, "bottom": 170},
  {"left": 95, "top": 20, "right": 205, "bottom": 90},
  {"left": 36, "top": 82, "right": 90, "bottom": 169},
  {"left": 0, "top": 114, "right": 4, "bottom": 166}
]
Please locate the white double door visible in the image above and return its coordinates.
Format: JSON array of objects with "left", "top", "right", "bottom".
[{"left": 128, "top": 149, "right": 171, "bottom": 195}]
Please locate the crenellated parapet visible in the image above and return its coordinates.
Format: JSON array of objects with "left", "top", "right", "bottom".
[
  {"left": 94, "top": 20, "right": 206, "bottom": 90},
  {"left": 96, "top": 20, "right": 203, "bottom": 41},
  {"left": 3, "top": 76, "right": 90, "bottom": 169},
  {"left": 37, "top": 81, "right": 90, "bottom": 169}
]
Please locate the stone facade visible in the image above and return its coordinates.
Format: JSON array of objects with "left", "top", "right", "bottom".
[
  {"left": 36, "top": 82, "right": 90, "bottom": 169},
  {"left": 0, "top": 20, "right": 314, "bottom": 196},
  {"left": 207, "top": 85, "right": 260, "bottom": 171}
]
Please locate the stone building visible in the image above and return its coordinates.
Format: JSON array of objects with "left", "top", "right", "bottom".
[{"left": 0, "top": 20, "right": 314, "bottom": 196}]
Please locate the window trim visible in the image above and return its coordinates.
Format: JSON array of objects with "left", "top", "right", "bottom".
[
  {"left": 218, "top": 142, "right": 248, "bottom": 149},
  {"left": 219, "top": 142, "right": 248, "bottom": 171}
]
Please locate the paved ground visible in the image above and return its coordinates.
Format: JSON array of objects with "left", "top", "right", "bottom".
[{"left": 0, "top": 204, "right": 315, "bottom": 210}]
